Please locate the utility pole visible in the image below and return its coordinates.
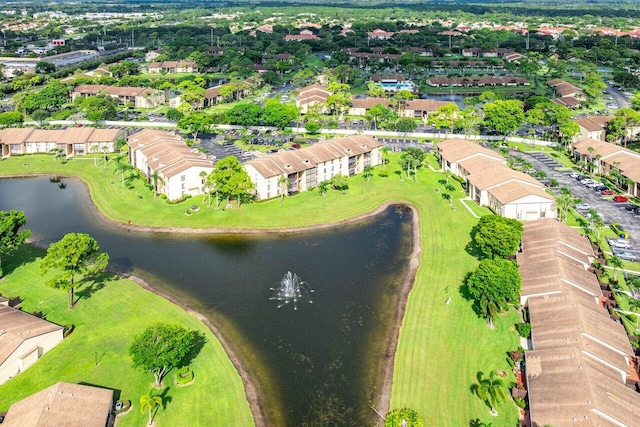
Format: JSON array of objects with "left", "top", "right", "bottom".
[{"left": 131, "top": 28, "right": 134, "bottom": 48}]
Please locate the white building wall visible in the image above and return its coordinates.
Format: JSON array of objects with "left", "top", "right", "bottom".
[
  {"left": 163, "top": 166, "right": 213, "bottom": 200},
  {"left": 491, "top": 194, "right": 556, "bottom": 221},
  {"left": 0, "top": 329, "right": 64, "bottom": 386}
]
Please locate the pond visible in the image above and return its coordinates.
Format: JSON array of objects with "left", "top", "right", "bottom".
[{"left": 0, "top": 176, "right": 414, "bottom": 426}]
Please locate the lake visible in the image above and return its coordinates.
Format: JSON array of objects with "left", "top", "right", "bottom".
[{"left": 0, "top": 176, "right": 414, "bottom": 426}]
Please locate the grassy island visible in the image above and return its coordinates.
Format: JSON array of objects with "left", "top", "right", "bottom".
[{"left": 0, "top": 151, "right": 519, "bottom": 426}]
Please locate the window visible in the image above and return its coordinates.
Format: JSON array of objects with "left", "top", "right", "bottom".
[{"left": 181, "top": 175, "right": 186, "bottom": 181}]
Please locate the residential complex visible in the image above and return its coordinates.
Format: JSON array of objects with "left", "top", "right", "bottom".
[
  {"left": 245, "top": 135, "right": 381, "bottom": 200},
  {"left": 519, "top": 220, "right": 640, "bottom": 427},
  {"left": 127, "top": 129, "right": 214, "bottom": 201},
  {"left": 0, "top": 127, "right": 124, "bottom": 157},
  {"left": 438, "top": 138, "right": 556, "bottom": 221}
]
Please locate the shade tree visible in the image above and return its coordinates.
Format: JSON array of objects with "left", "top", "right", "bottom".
[
  {"left": 471, "top": 215, "right": 523, "bottom": 259},
  {"left": 40, "top": 233, "right": 109, "bottom": 309},
  {"left": 467, "top": 258, "right": 521, "bottom": 308},
  {"left": 129, "top": 323, "right": 202, "bottom": 387},
  {"left": 0, "top": 210, "right": 30, "bottom": 277}
]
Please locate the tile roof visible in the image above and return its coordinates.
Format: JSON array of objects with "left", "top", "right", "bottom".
[{"left": 437, "top": 138, "right": 504, "bottom": 163}]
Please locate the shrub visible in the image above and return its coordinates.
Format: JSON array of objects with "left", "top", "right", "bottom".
[
  {"left": 175, "top": 366, "right": 194, "bottom": 385},
  {"left": 115, "top": 400, "right": 131, "bottom": 414},
  {"left": 515, "top": 322, "right": 531, "bottom": 338},
  {"left": 513, "top": 396, "right": 527, "bottom": 409},
  {"left": 378, "top": 170, "right": 389, "bottom": 178},
  {"left": 384, "top": 408, "right": 423, "bottom": 427},
  {"left": 166, "top": 194, "right": 192, "bottom": 205},
  {"left": 63, "top": 324, "right": 75, "bottom": 338}
]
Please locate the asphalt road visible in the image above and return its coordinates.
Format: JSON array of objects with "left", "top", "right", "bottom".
[{"left": 514, "top": 150, "right": 640, "bottom": 257}]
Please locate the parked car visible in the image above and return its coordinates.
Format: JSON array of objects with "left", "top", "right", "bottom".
[
  {"left": 614, "top": 250, "right": 639, "bottom": 262},
  {"left": 586, "top": 181, "right": 602, "bottom": 188},
  {"left": 569, "top": 172, "right": 580, "bottom": 178},
  {"left": 609, "top": 239, "right": 633, "bottom": 249},
  {"left": 601, "top": 189, "right": 615, "bottom": 195},
  {"left": 575, "top": 203, "right": 591, "bottom": 210},
  {"left": 626, "top": 204, "right": 638, "bottom": 211},
  {"left": 593, "top": 185, "right": 608, "bottom": 192},
  {"left": 580, "top": 179, "right": 594, "bottom": 185},
  {"left": 613, "top": 195, "right": 629, "bottom": 203}
]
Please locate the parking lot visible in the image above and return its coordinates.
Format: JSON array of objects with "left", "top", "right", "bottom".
[{"left": 515, "top": 150, "right": 640, "bottom": 260}]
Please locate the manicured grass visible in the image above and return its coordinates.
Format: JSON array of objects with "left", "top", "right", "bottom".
[
  {"left": 0, "top": 246, "right": 253, "bottom": 426},
  {"left": 0, "top": 152, "right": 519, "bottom": 424}
]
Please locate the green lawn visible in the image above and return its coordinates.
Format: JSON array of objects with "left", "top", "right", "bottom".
[
  {"left": 0, "top": 246, "right": 253, "bottom": 426},
  {"left": 0, "top": 152, "right": 519, "bottom": 425}
]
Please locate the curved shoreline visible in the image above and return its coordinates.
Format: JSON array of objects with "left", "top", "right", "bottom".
[{"left": 12, "top": 173, "right": 422, "bottom": 426}]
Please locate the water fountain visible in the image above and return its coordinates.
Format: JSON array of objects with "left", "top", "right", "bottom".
[{"left": 270, "top": 271, "right": 314, "bottom": 310}]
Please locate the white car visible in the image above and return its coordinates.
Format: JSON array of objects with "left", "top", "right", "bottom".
[
  {"left": 586, "top": 181, "right": 602, "bottom": 188},
  {"left": 575, "top": 203, "right": 591, "bottom": 210},
  {"left": 609, "top": 239, "right": 633, "bottom": 249},
  {"left": 569, "top": 172, "right": 580, "bottom": 178},
  {"left": 580, "top": 179, "right": 594, "bottom": 185}
]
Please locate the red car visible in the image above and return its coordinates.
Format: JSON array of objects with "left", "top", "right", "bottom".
[
  {"left": 601, "top": 189, "right": 615, "bottom": 195},
  {"left": 613, "top": 195, "right": 629, "bottom": 203}
]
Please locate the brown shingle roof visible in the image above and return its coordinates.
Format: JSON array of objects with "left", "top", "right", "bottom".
[
  {"left": 0, "top": 305, "right": 63, "bottom": 366},
  {"left": 3, "top": 382, "right": 113, "bottom": 427},
  {"left": 437, "top": 138, "right": 504, "bottom": 163},
  {"left": 488, "top": 180, "right": 554, "bottom": 204}
]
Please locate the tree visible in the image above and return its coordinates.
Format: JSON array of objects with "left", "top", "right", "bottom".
[
  {"left": 479, "top": 291, "right": 506, "bottom": 328},
  {"left": 317, "top": 180, "right": 329, "bottom": 196},
  {"left": 362, "top": 166, "right": 374, "bottom": 182},
  {"left": 166, "top": 108, "right": 184, "bottom": 123},
  {"left": 474, "top": 371, "right": 507, "bottom": 415},
  {"left": 366, "top": 104, "right": 395, "bottom": 130},
  {"left": 278, "top": 174, "right": 289, "bottom": 202},
  {"left": 140, "top": 389, "right": 163, "bottom": 426},
  {"left": 304, "top": 120, "right": 321, "bottom": 134},
  {"left": 482, "top": 100, "right": 524, "bottom": 136},
  {"left": 0, "top": 210, "right": 30, "bottom": 277},
  {"left": 129, "top": 323, "right": 199, "bottom": 387},
  {"left": 150, "top": 171, "right": 164, "bottom": 200},
  {"left": 367, "top": 81, "right": 385, "bottom": 98},
  {"left": 31, "top": 108, "right": 48, "bottom": 124},
  {"left": 395, "top": 117, "right": 417, "bottom": 133},
  {"left": 467, "top": 258, "right": 521, "bottom": 307},
  {"left": 178, "top": 112, "right": 214, "bottom": 142},
  {"left": 40, "top": 233, "right": 109, "bottom": 309},
  {"left": 399, "top": 147, "right": 425, "bottom": 182},
  {"left": 262, "top": 99, "right": 298, "bottom": 128},
  {"left": 210, "top": 156, "right": 254, "bottom": 206},
  {"left": 608, "top": 255, "right": 623, "bottom": 282},
  {"left": 225, "top": 103, "right": 261, "bottom": 126},
  {"left": 0, "top": 111, "right": 24, "bottom": 127},
  {"left": 472, "top": 215, "right": 523, "bottom": 259},
  {"left": 555, "top": 193, "right": 572, "bottom": 222}
]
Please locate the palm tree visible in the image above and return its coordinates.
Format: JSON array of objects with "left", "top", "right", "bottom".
[
  {"left": 474, "top": 370, "right": 507, "bottom": 416},
  {"left": 140, "top": 389, "right": 162, "bottom": 425},
  {"left": 277, "top": 174, "right": 289, "bottom": 202},
  {"left": 628, "top": 297, "right": 640, "bottom": 331},
  {"left": 608, "top": 255, "right": 623, "bottom": 283},
  {"left": 380, "top": 146, "right": 389, "bottom": 170},
  {"left": 362, "top": 166, "right": 374, "bottom": 182},
  {"left": 479, "top": 292, "right": 505, "bottom": 328},
  {"left": 150, "top": 171, "right": 164, "bottom": 200}
]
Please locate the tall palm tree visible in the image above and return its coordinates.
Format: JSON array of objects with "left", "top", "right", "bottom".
[
  {"left": 474, "top": 370, "right": 507, "bottom": 416},
  {"left": 380, "top": 146, "right": 389, "bottom": 170},
  {"left": 150, "top": 171, "right": 164, "bottom": 200},
  {"left": 608, "top": 255, "right": 623, "bottom": 283},
  {"left": 278, "top": 174, "right": 289, "bottom": 202},
  {"left": 140, "top": 389, "right": 162, "bottom": 425}
]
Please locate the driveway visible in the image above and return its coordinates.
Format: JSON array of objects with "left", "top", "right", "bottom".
[{"left": 512, "top": 150, "right": 640, "bottom": 254}]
